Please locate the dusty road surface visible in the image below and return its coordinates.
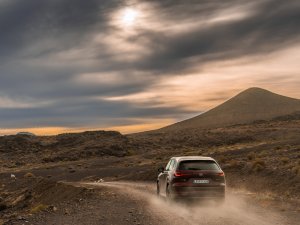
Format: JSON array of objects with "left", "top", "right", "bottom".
[
  {"left": 75, "top": 181, "right": 300, "bottom": 225},
  {"left": 5, "top": 180, "right": 299, "bottom": 225}
]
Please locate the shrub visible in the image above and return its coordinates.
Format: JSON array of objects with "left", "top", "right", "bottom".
[
  {"left": 126, "top": 149, "right": 135, "bottom": 156},
  {"left": 247, "top": 152, "right": 256, "bottom": 160},
  {"left": 229, "top": 159, "right": 239, "bottom": 167},
  {"left": 251, "top": 159, "right": 266, "bottom": 172},
  {"left": 30, "top": 204, "right": 48, "bottom": 213},
  {"left": 217, "top": 156, "right": 226, "bottom": 164},
  {"left": 280, "top": 157, "right": 289, "bottom": 164},
  {"left": 24, "top": 172, "right": 35, "bottom": 178},
  {"left": 291, "top": 166, "right": 300, "bottom": 176}
]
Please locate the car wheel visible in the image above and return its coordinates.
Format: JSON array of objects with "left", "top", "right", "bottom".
[{"left": 166, "top": 184, "right": 173, "bottom": 200}]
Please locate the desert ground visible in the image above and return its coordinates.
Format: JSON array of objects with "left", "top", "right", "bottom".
[
  {"left": 1, "top": 88, "right": 300, "bottom": 225},
  {"left": 1, "top": 117, "right": 300, "bottom": 225}
]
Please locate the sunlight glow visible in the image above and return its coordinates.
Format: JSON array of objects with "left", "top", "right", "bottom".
[{"left": 121, "top": 8, "right": 138, "bottom": 26}]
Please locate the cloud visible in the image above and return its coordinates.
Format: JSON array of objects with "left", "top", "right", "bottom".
[
  {"left": 0, "top": 0, "right": 299, "bottom": 133},
  {"left": 132, "top": 0, "right": 300, "bottom": 73},
  {"left": 0, "top": 0, "right": 120, "bottom": 60}
]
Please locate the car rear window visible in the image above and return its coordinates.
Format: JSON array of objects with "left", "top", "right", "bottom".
[{"left": 178, "top": 160, "right": 220, "bottom": 171}]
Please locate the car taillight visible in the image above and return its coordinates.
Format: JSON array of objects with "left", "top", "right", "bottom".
[
  {"left": 174, "top": 171, "right": 182, "bottom": 177},
  {"left": 217, "top": 172, "right": 225, "bottom": 176},
  {"left": 174, "top": 171, "right": 190, "bottom": 177}
]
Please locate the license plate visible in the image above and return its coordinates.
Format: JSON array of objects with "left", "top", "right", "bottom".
[{"left": 193, "top": 179, "right": 209, "bottom": 184}]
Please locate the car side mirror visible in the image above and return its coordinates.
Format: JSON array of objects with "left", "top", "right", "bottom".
[{"left": 158, "top": 166, "right": 164, "bottom": 173}]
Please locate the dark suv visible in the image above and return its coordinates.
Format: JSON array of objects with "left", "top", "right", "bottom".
[{"left": 157, "top": 156, "right": 225, "bottom": 201}]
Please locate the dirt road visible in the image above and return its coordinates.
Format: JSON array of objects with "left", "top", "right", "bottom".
[
  {"left": 5, "top": 180, "right": 299, "bottom": 225},
  {"left": 79, "top": 181, "right": 299, "bottom": 225}
]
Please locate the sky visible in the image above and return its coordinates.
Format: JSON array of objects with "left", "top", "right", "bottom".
[{"left": 0, "top": 0, "right": 300, "bottom": 135}]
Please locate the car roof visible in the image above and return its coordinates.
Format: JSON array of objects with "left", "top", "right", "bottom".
[{"left": 171, "top": 156, "right": 215, "bottom": 161}]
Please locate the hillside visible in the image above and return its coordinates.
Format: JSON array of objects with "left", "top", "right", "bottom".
[
  {"left": 159, "top": 87, "right": 300, "bottom": 131},
  {"left": 0, "top": 131, "right": 130, "bottom": 169}
]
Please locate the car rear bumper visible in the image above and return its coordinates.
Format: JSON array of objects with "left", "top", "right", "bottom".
[{"left": 171, "top": 186, "right": 225, "bottom": 198}]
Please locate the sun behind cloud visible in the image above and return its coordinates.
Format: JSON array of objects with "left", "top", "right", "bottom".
[{"left": 121, "top": 7, "right": 139, "bottom": 27}]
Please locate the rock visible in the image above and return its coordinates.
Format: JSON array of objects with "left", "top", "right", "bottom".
[
  {"left": 64, "top": 209, "right": 70, "bottom": 215},
  {"left": 17, "top": 216, "right": 25, "bottom": 220},
  {"left": 49, "top": 205, "right": 58, "bottom": 212},
  {"left": 0, "top": 203, "right": 7, "bottom": 211}
]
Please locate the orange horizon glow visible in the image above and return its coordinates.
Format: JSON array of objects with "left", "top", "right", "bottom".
[
  {"left": 1, "top": 79, "right": 300, "bottom": 136},
  {"left": 0, "top": 119, "right": 176, "bottom": 136}
]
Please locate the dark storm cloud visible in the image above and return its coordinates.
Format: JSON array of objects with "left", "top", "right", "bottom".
[
  {"left": 0, "top": 0, "right": 121, "bottom": 60},
  {"left": 135, "top": 0, "right": 300, "bottom": 72},
  {"left": 0, "top": 0, "right": 299, "bottom": 131}
]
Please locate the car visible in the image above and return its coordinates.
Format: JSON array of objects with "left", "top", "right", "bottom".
[{"left": 157, "top": 156, "right": 226, "bottom": 202}]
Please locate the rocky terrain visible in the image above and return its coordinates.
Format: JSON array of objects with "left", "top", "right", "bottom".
[
  {"left": 130, "top": 116, "right": 300, "bottom": 198},
  {"left": 0, "top": 131, "right": 130, "bottom": 170},
  {"left": 0, "top": 88, "right": 299, "bottom": 224}
]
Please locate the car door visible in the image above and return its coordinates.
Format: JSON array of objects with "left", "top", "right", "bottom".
[
  {"left": 159, "top": 159, "right": 172, "bottom": 194},
  {"left": 167, "top": 159, "right": 176, "bottom": 186}
]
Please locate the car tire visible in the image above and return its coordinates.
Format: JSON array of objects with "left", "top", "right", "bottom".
[
  {"left": 156, "top": 182, "right": 160, "bottom": 196},
  {"left": 166, "top": 184, "right": 173, "bottom": 201}
]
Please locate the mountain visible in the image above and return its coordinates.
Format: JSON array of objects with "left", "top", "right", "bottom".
[{"left": 159, "top": 87, "right": 300, "bottom": 131}]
